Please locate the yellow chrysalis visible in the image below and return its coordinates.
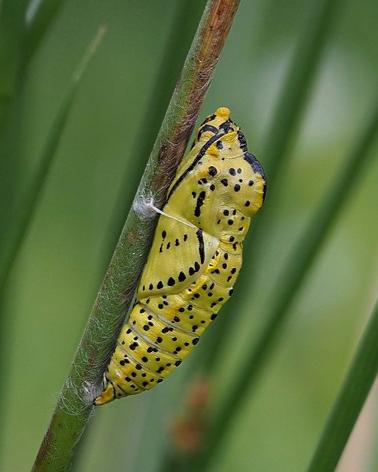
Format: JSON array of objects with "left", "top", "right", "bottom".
[{"left": 95, "top": 107, "right": 266, "bottom": 405}]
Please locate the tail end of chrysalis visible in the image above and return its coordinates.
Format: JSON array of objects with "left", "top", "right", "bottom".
[{"left": 94, "top": 382, "right": 115, "bottom": 406}]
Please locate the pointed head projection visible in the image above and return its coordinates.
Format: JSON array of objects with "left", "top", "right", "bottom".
[
  {"left": 195, "top": 107, "right": 237, "bottom": 145},
  {"left": 194, "top": 107, "right": 244, "bottom": 160}
]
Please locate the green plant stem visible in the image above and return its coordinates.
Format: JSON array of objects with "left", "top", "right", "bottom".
[
  {"left": 307, "top": 300, "right": 378, "bottom": 472},
  {"left": 32, "top": 1, "right": 240, "bottom": 470},
  {"left": 198, "top": 98, "right": 378, "bottom": 469},
  {"left": 72, "top": 4, "right": 205, "bottom": 468}
]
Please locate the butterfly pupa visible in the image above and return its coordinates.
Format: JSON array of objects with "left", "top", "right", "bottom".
[{"left": 95, "top": 107, "right": 266, "bottom": 405}]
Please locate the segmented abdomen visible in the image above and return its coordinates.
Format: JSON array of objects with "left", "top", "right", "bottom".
[{"left": 104, "top": 241, "right": 240, "bottom": 399}]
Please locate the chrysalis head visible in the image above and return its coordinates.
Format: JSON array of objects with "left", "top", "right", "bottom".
[
  {"left": 194, "top": 107, "right": 266, "bottom": 216},
  {"left": 207, "top": 109, "right": 266, "bottom": 215},
  {"left": 195, "top": 107, "right": 238, "bottom": 146}
]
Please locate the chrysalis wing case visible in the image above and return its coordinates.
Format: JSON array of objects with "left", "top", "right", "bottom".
[{"left": 95, "top": 107, "right": 266, "bottom": 405}]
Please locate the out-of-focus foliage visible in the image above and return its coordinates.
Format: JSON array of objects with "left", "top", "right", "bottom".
[{"left": 1, "top": 0, "right": 377, "bottom": 471}]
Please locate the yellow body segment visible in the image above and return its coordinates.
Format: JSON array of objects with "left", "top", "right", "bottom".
[{"left": 95, "top": 107, "right": 266, "bottom": 405}]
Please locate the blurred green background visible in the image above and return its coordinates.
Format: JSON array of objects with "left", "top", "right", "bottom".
[{"left": 1, "top": 0, "right": 377, "bottom": 471}]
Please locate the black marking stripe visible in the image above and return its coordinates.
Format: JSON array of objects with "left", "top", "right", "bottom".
[
  {"left": 237, "top": 130, "right": 248, "bottom": 152},
  {"left": 196, "top": 229, "right": 205, "bottom": 264},
  {"left": 194, "top": 191, "right": 206, "bottom": 217},
  {"left": 191, "top": 123, "right": 219, "bottom": 151},
  {"left": 109, "top": 379, "right": 117, "bottom": 399},
  {"left": 197, "top": 124, "right": 219, "bottom": 140},
  {"left": 167, "top": 131, "right": 225, "bottom": 199},
  {"left": 219, "top": 119, "right": 233, "bottom": 133},
  {"left": 243, "top": 152, "right": 266, "bottom": 201},
  {"left": 244, "top": 152, "right": 266, "bottom": 179}
]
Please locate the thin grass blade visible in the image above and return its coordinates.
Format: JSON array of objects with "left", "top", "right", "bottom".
[
  {"left": 307, "top": 299, "right": 378, "bottom": 472},
  {"left": 0, "top": 0, "right": 66, "bottom": 127},
  {"left": 24, "top": 0, "right": 65, "bottom": 62},
  {"left": 0, "top": 0, "right": 29, "bottom": 124},
  {"left": 0, "top": 24, "right": 106, "bottom": 469},
  {"left": 0, "top": 26, "right": 107, "bottom": 293}
]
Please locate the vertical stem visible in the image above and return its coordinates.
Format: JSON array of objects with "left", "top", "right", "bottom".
[{"left": 32, "top": 1, "right": 240, "bottom": 470}]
